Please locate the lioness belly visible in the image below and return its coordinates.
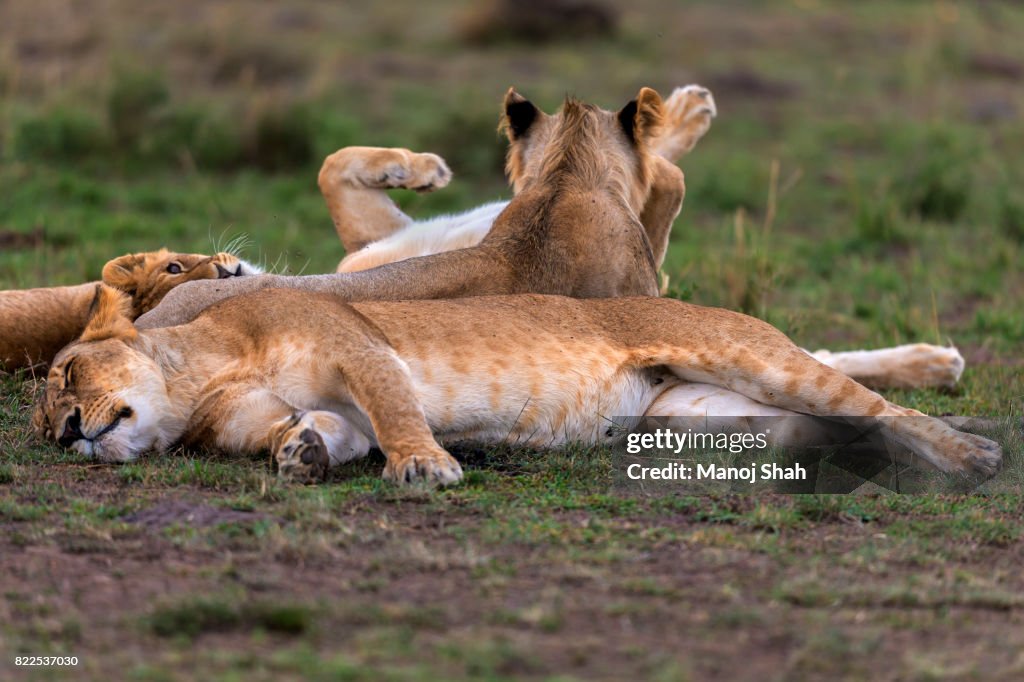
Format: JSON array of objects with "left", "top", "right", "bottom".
[{"left": 403, "top": 350, "right": 676, "bottom": 447}]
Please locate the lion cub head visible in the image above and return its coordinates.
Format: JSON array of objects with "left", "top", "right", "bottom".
[
  {"left": 102, "top": 249, "right": 261, "bottom": 318},
  {"left": 500, "top": 86, "right": 664, "bottom": 213},
  {"left": 34, "top": 286, "right": 176, "bottom": 462}
]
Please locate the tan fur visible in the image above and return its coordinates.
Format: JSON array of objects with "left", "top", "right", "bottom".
[
  {"left": 37, "top": 288, "right": 1001, "bottom": 484},
  {"left": 320, "top": 88, "right": 962, "bottom": 392},
  {"left": 136, "top": 87, "right": 684, "bottom": 329},
  {"left": 332, "top": 85, "right": 714, "bottom": 275},
  {"left": 318, "top": 147, "right": 452, "bottom": 253},
  {"left": 0, "top": 250, "right": 254, "bottom": 372}
]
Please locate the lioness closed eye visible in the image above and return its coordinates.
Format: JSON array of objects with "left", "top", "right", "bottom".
[
  {"left": 0, "top": 249, "right": 260, "bottom": 371},
  {"left": 36, "top": 286, "right": 1001, "bottom": 485}
]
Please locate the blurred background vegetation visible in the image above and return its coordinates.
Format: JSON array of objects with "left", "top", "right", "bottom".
[{"left": 0, "top": 0, "right": 1021, "bottom": 362}]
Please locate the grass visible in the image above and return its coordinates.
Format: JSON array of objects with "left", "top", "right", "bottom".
[{"left": 2, "top": 0, "right": 1024, "bottom": 679}]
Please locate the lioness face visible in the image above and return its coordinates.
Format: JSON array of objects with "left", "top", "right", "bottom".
[
  {"left": 34, "top": 338, "right": 171, "bottom": 462},
  {"left": 501, "top": 87, "right": 664, "bottom": 213},
  {"left": 102, "top": 249, "right": 261, "bottom": 318}
]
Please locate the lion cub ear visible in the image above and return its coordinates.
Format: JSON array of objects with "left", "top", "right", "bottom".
[
  {"left": 501, "top": 87, "right": 541, "bottom": 140},
  {"left": 618, "top": 87, "right": 664, "bottom": 145},
  {"left": 80, "top": 284, "right": 138, "bottom": 343},
  {"left": 102, "top": 252, "right": 153, "bottom": 292}
]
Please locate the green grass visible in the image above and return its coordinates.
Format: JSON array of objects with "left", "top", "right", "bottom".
[
  {"left": 2, "top": 0, "right": 1024, "bottom": 679},
  {"left": 149, "top": 598, "right": 312, "bottom": 639}
]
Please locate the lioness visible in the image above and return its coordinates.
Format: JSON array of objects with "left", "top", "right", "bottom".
[
  {"left": 327, "top": 85, "right": 716, "bottom": 273},
  {"left": 135, "top": 86, "right": 687, "bottom": 328},
  {"left": 35, "top": 285, "right": 1001, "bottom": 485},
  {"left": 0, "top": 250, "right": 259, "bottom": 372}
]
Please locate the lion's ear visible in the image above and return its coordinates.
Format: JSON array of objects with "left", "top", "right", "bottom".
[
  {"left": 618, "top": 87, "right": 664, "bottom": 145},
  {"left": 81, "top": 284, "right": 138, "bottom": 343},
  {"left": 501, "top": 87, "right": 540, "bottom": 140},
  {"left": 101, "top": 252, "right": 151, "bottom": 292}
]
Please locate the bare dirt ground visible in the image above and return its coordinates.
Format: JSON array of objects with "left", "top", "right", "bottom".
[{"left": 3, "top": 446, "right": 1024, "bottom": 681}]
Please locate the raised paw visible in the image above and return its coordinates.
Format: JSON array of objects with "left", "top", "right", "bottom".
[
  {"left": 377, "top": 150, "right": 452, "bottom": 193},
  {"left": 320, "top": 147, "right": 452, "bottom": 194},
  {"left": 652, "top": 84, "right": 717, "bottom": 162},
  {"left": 274, "top": 416, "right": 331, "bottom": 484},
  {"left": 383, "top": 449, "right": 463, "bottom": 487}
]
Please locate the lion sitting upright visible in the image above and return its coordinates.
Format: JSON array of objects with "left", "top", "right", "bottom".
[{"left": 326, "top": 85, "right": 716, "bottom": 274}]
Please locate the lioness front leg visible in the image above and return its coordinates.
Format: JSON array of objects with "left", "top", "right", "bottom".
[
  {"left": 641, "top": 156, "right": 686, "bottom": 272},
  {"left": 318, "top": 146, "right": 453, "bottom": 253},
  {"left": 335, "top": 346, "right": 463, "bottom": 486},
  {"left": 635, "top": 86, "right": 716, "bottom": 274},
  {"left": 268, "top": 410, "right": 371, "bottom": 483}
]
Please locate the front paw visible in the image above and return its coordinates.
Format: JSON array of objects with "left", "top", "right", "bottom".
[
  {"left": 383, "top": 449, "right": 463, "bottom": 487},
  {"left": 908, "top": 344, "right": 964, "bottom": 389},
  {"left": 276, "top": 425, "right": 330, "bottom": 484}
]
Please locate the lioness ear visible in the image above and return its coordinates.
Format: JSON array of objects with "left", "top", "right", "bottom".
[
  {"left": 81, "top": 284, "right": 138, "bottom": 343},
  {"left": 102, "top": 252, "right": 151, "bottom": 292},
  {"left": 618, "top": 87, "right": 663, "bottom": 145},
  {"left": 501, "top": 88, "right": 540, "bottom": 140}
]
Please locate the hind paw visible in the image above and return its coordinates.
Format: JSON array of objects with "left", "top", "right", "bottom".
[
  {"left": 653, "top": 84, "right": 717, "bottom": 161},
  {"left": 957, "top": 432, "right": 1002, "bottom": 477}
]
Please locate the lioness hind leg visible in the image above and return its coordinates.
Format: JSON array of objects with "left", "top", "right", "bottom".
[
  {"left": 269, "top": 410, "right": 372, "bottom": 483},
  {"left": 651, "top": 85, "right": 717, "bottom": 162},
  {"left": 646, "top": 313, "right": 1001, "bottom": 474},
  {"left": 319, "top": 146, "right": 453, "bottom": 253}
]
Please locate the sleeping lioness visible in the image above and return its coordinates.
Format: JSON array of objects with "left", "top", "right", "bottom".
[
  {"left": 34, "top": 285, "right": 1001, "bottom": 485},
  {"left": 0, "top": 250, "right": 259, "bottom": 372}
]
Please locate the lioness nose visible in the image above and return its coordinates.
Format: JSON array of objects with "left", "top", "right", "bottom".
[
  {"left": 58, "top": 410, "right": 84, "bottom": 447},
  {"left": 215, "top": 264, "right": 237, "bottom": 279}
]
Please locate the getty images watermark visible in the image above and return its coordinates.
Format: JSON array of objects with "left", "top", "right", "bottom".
[
  {"left": 624, "top": 428, "right": 806, "bottom": 483},
  {"left": 611, "top": 416, "right": 1014, "bottom": 494}
]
